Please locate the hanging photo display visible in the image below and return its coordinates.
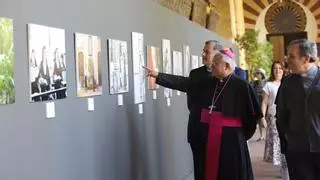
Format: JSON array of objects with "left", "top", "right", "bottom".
[
  {"left": 28, "top": 23, "right": 66, "bottom": 102},
  {"left": 75, "top": 33, "right": 102, "bottom": 97},
  {"left": 191, "top": 55, "right": 199, "bottom": 70},
  {"left": 183, "top": 45, "right": 191, "bottom": 76},
  {"left": 147, "top": 46, "right": 160, "bottom": 89},
  {"left": 199, "top": 55, "right": 203, "bottom": 67},
  {"left": 0, "top": 17, "right": 15, "bottom": 104},
  {"left": 108, "top": 39, "right": 129, "bottom": 94},
  {"left": 132, "top": 32, "right": 146, "bottom": 104},
  {"left": 162, "top": 39, "right": 172, "bottom": 99},
  {"left": 173, "top": 51, "right": 183, "bottom": 76}
]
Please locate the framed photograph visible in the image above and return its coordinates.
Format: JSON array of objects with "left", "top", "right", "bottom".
[
  {"left": 147, "top": 46, "right": 160, "bottom": 89},
  {"left": 108, "top": 39, "right": 129, "bottom": 94},
  {"left": 75, "top": 33, "right": 102, "bottom": 97},
  {"left": 183, "top": 45, "right": 191, "bottom": 76},
  {"left": 199, "top": 55, "right": 203, "bottom": 67},
  {"left": 162, "top": 39, "right": 172, "bottom": 74},
  {"left": 162, "top": 39, "right": 172, "bottom": 98},
  {"left": 173, "top": 51, "right": 183, "bottom": 76},
  {"left": 132, "top": 32, "right": 146, "bottom": 104},
  {"left": 0, "top": 17, "right": 15, "bottom": 104},
  {"left": 191, "top": 55, "right": 199, "bottom": 70},
  {"left": 28, "top": 23, "right": 66, "bottom": 102}
]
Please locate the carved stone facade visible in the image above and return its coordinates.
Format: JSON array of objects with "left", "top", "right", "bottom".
[
  {"left": 156, "top": 0, "right": 245, "bottom": 67},
  {"left": 157, "top": 0, "right": 220, "bottom": 32},
  {"left": 158, "top": 0, "right": 193, "bottom": 19},
  {"left": 190, "top": 0, "right": 207, "bottom": 26},
  {"left": 214, "top": 0, "right": 232, "bottom": 40}
]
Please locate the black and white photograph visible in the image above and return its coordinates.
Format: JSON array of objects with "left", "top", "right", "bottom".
[
  {"left": 183, "top": 45, "right": 190, "bottom": 76},
  {"left": 132, "top": 32, "right": 146, "bottom": 104},
  {"left": 191, "top": 55, "right": 199, "bottom": 70},
  {"left": 173, "top": 51, "right": 183, "bottom": 76},
  {"left": 28, "top": 23, "right": 66, "bottom": 102},
  {"left": 162, "top": 39, "right": 172, "bottom": 99},
  {"left": 108, "top": 39, "right": 129, "bottom": 94}
]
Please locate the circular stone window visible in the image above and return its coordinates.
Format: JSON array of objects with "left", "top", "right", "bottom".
[{"left": 265, "top": 1, "right": 306, "bottom": 33}]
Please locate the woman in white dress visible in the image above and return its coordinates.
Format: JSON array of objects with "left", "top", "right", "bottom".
[{"left": 261, "top": 60, "right": 289, "bottom": 180}]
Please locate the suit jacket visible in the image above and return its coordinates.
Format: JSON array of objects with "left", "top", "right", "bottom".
[
  {"left": 234, "top": 67, "right": 247, "bottom": 80},
  {"left": 187, "top": 66, "right": 211, "bottom": 143},
  {"left": 276, "top": 68, "right": 320, "bottom": 153},
  {"left": 156, "top": 65, "right": 211, "bottom": 144}
]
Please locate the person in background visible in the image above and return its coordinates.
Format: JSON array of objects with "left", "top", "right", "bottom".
[
  {"left": 261, "top": 61, "right": 289, "bottom": 180},
  {"left": 252, "top": 68, "right": 267, "bottom": 141}
]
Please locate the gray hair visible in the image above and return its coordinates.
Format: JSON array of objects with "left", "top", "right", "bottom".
[
  {"left": 205, "top": 40, "right": 221, "bottom": 50},
  {"left": 288, "top": 39, "right": 318, "bottom": 62},
  {"left": 215, "top": 52, "right": 236, "bottom": 71}
]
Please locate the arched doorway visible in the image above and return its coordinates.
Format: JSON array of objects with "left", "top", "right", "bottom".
[
  {"left": 243, "top": 0, "right": 319, "bottom": 61},
  {"left": 264, "top": 1, "right": 308, "bottom": 61}
]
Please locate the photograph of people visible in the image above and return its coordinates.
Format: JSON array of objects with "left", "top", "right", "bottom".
[{"left": 28, "top": 24, "right": 67, "bottom": 102}]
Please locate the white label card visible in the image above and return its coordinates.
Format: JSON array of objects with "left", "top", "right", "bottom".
[
  {"left": 88, "top": 98, "right": 95, "bottom": 111},
  {"left": 139, "top": 104, "right": 143, "bottom": 114},
  {"left": 46, "top": 102, "right": 55, "bottom": 119},
  {"left": 118, "top": 94, "right": 123, "bottom": 106},
  {"left": 152, "top": 90, "right": 157, "bottom": 100},
  {"left": 167, "top": 98, "right": 171, "bottom": 106}
]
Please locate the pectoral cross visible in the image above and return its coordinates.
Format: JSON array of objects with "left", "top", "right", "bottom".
[{"left": 208, "top": 105, "right": 215, "bottom": 114}]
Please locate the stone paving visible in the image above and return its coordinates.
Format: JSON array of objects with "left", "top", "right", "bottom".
[{"left": 249, "top": 138, "right": 282, "bottom": 180}]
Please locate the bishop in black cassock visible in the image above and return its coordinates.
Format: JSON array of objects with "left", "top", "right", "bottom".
[{"left": 146, "top": 49, "right": 262, "bottom": 180}]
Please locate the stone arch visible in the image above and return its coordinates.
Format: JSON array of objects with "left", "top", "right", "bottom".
[{"left": 243, "top": 0, "right": 320, "bottom": 41}]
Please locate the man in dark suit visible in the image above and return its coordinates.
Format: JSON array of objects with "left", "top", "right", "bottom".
[
  {"left": 276, "top": 39, "right": 320, "bottom": 180},
  {"left": 187, "top": 40, "right": 220, "bottom": 180}
]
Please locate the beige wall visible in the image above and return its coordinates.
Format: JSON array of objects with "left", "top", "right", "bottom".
[
  {"left": 215, "top": 0, "right": 233, "bottom": 40},
  {"left": 229, "top": 0, "right": 247, "bottom": 68}
]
